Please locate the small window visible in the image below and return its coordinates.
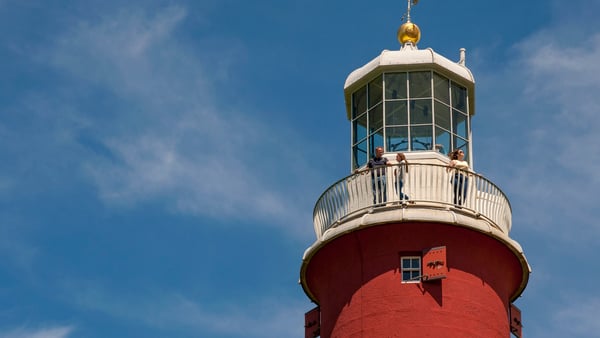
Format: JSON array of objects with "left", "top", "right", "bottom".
[{"left": 401, "top": 256, "right": 421, "bottom": 283}]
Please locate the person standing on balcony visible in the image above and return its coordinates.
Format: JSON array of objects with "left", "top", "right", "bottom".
[
  {"left": 367, "top": 146, "right": 391, "bottom": 204},
  {"left": 394, "top": 152, "right": 410, "bottom": 201},
  {"left": 447, "top": 149, "right": 470, "bottom": 205}
]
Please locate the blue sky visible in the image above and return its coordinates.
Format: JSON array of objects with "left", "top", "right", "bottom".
[{"left": 1, "top": 0, "right": 599, "bottom": 337}]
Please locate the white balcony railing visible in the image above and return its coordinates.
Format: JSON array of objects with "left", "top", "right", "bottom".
[{"left": 313, "top": 163, "right": 512, "bottom": 239}]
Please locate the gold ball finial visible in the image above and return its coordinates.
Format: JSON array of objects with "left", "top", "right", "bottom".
[{"left": 397, "top": 21, "right": 421, "bottom": 45}]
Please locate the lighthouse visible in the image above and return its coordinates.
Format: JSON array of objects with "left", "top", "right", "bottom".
[{"left": 300, "top": 2, "right": 530, "bottom": 338}]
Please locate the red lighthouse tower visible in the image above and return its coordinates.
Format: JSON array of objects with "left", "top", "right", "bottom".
[{"left": 300, "top": 3, "right": 530, "bottom": 338}]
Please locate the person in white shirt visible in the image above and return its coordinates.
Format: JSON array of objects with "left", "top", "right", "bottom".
[
  {"left": 447, "top": 149, "right": 470, "bottom": 205},
  {"left": 394, "top": 152, "right": 410, "bottom": 201}
]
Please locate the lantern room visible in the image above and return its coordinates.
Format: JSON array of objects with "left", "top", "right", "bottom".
[{"left": 344, "top": 19, "right": 476, "bottom": 170}]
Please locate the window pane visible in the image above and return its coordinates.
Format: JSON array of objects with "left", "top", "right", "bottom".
[
  {"left": 451, "top": 83, "right": 467, "bottom": 112},
  {"left": 354, "top": 112, "right": 367, "bottom": 142},
  {"left": 453, "top": 136, "right": 469, "bottom": 161},
  {"left": 453, "top": 109, "right": 467, "bottom": 138},
  {"left": 411, "top": 125, "right": 433, "bottom": 150},
  {"left": 385, "top": 100, "right": 408, "bottom": 126},
  {"left": 434, "top": 72, "right": 450, "bottom": 103},
  {"left": 369, "top": 103, "right": 383, "bottom": 133},
  {"left": 352, "top": 86, "right": 367, "bottom": 119},
  {"left": 369, "top": 75, "right": 383, "bottom": 108},
  {"left": 353, "top": 140, "right": 367, "bottom": 169},
  {"left": 385, "top": 72, "right": 407, "bottom": 100},
  {"left": 409, "top": 71, "right": 432, "bottom": 98},
  {"left": 386, "top": 126, "right": 408, "bottom": 152},
  {"left": 435, "top": 127, "right": 450, "bottom": 155},
  {"left": 410, "top": 99, "right": 432, "bottom": 125},
  {"left": 369, "top": 129, "right": 384, "bottom": 156},
  {"left": 401, "top": 257, "right": 421, "bottom": 282},
  {"left": 412, "top": 258, "right": 420, "bottom": 269},
  {"left": 435, "top": 101, "right": 451, "bottom": 130}
]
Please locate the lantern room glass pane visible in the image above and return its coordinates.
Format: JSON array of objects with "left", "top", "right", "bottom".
[
  {"left": 451, "top": 83, "right": 467, "bottom": 113},
  {"left": 353, "top": 112, "right": 367, "bottom": 143},
  {"left": 385, "top": 73, "right": 407, "bottom": 100},
  {"left": 352, "top": 86, "right": 367, "bottom": 119},
  {"left": 353, "top": 139, "right": 368, "bottom": 169},
  {"left": 385, "top": 100, "right": 408, "bottom": 126},
  {"left": 409, "top": 71, "right": 431, "bottom": 98},
  {"left": 351, "top": 72, "right": 472, "bottom": 169},
  {"left": 369, "top": 103, "right": 383, "bottom": 133},
  {"left": 369, "top": 75, "right": 383, "bottom": 108},
  {"left": 369, "top": 129, "right": 384, "bottom": 157},
  {"left": 453, "top": 109, "right": 467, "bottom": 139},
  {"left": 410, "top": 99, "right": 432, "bottom": 125},
  {"left": 386, "top": 126, "right": 408, "bottom": 152},
  {"left": 435, "top": 101, "right": 451, "bottom": 130},
  {"left": 434, "top": 73, "right": 450, "bottom": 104},
  {"left": 410, "top": 125, "right": 433, "bottom": 150},
  {"left": 435, "top": 127, "right": 450, "bottom": 155},
  {"left": 453, "top": 136, "right": 469, "bottom": 161}
]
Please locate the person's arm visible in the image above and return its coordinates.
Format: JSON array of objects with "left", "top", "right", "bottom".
[
  {"left": 355, "top": 162, "right": 372, "bottom": 174},
  {"left": 446, "top": 160, "right": 456, "bottom": 173}
]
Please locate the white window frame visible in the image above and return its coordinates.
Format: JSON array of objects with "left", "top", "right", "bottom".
[{"left": 401, "top": 256, "right": 421, "bottom": 283}]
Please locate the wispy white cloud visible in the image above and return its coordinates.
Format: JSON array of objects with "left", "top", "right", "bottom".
[
  {"left": 552, "top": 296, "right": 600, "bottom": 336},
  {"left": 472, "top": 8, "right": 600, "bottom": 334},
  {"left": 0, "top": 230, "right": 38, "bottom": 272},
  {"left": 147, "top": 294, "right": 306, "bottom": 337},
  {"left": 21, "top": 4, "right": 319, "bottom": 237},
  {"left": 0, "top": 325, "right": 75, "bottom": 338},
  {"left": 492, "top": 24, "right": 600, "bottom": 242},
  {"left": 526, "top": 294, "right": 600, "bottom": 338},
  {"left": 66, "top": 281, "right": 306, "bottom": 338}
]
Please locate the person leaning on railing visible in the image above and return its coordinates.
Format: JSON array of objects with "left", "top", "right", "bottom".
[
  {"left": 394, "top": 152, "right": 410, "bottom": 202},
  {"left": 355, "top": 146, "right": 392, "bottom": 204},
  {"left": 446, "top": 149, "right": 471, "bottom": 206}
]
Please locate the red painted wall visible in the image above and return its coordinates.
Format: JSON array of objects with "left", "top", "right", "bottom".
[{"left": 304, "top": 222, "right": 524, "bottom": 338}]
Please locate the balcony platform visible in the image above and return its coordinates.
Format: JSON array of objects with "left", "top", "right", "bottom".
[{"left": 306, "top": 163, "right": 529, "bottom": 272}]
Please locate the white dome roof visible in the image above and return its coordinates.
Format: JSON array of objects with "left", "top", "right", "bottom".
[{"left": 343, "top": 47, "right": 476, "bottom": 118}]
